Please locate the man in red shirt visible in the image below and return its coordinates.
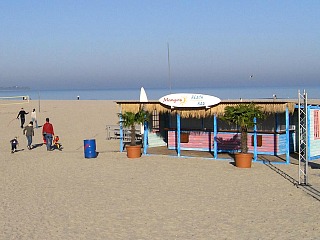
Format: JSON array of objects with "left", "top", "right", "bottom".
[{"left": 42, "top": 118, "right": 55, "bottom": 151}]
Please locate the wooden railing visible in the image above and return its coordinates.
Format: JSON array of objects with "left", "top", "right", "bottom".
[{"left": 106, "top": 124, "right": 142, "bottom": 141}]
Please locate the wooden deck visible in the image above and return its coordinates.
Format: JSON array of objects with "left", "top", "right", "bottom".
[{"left": 146, "top": 146, "right": 300, "bottom": 163}]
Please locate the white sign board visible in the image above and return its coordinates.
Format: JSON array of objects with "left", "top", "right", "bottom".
[{"left": 159, "top": 93, "right": 221, "bottom": 108}]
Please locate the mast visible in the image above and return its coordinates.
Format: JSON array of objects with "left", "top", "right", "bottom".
[{"left": 167, "top": 42, "right": 172, "bottom": 93}]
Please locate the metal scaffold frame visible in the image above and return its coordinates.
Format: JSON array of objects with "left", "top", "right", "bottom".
[{"left": 298, "top": 89, "right": 309, "bottom": 185}]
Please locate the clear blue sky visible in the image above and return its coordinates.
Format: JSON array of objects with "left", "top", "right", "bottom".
[{"left": 1, "top": 0, "right": 319, "bottom": 90}]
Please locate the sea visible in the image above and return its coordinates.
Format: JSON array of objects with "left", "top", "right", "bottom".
[{"left": 0, "top": 86, "right": 319, "bottom": 100}]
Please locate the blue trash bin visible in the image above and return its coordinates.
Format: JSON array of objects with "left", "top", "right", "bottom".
[{"left": 84, "top": 139, "right": 96, "bottom": 158}]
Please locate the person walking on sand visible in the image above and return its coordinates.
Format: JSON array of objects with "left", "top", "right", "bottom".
[
  {"left": 42, "top": 118, "right": 54, "bottom": 151},
  {"left": 23, "top": 121, "right": 34, "bottom": 150},
  {"left": 31, "top": 108, "right": 38, "bottom": 128},
  {"left": 17, "top": 107, "right": 29, "bottom": 128},
  {"left": 10, "top": 137, "right": 19, "bottom": 153}
]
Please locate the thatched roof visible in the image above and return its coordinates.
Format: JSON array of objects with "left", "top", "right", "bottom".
[{"left": 116, "top": 99, "right": 298, "bottom": 118}]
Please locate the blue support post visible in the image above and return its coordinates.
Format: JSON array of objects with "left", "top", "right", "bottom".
[
  {"left": 143, "top": 120, "right": 148, "bottom": 155},
  {"left": 285, "top": 107, "right": 290, "bottom": 164},
  {"left": 177, "top": 113, "right": 181, "bottom": 157},
  {"left": 274, "top": 113, "right": 278, "bottom": 156},
  {"left": 253, "top": 117, "right": 257, "bottom": 162},
  {"left": 213, "top": 115, "right": 217, "bottom": 159},
  {"left": 119, "top": 111, "right": 124, "bottom": 152}
]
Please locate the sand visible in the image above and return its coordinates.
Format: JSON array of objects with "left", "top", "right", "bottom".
[{"left": 1, "top": 100, "right": 320, "bottom": 239}]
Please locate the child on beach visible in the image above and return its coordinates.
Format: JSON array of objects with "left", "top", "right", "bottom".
[
  {"left": 53, "top": 135, "right": 62, "bottom": 150},
  {"left": 10, "top": 137, "right": 19, "bottom": 153}
]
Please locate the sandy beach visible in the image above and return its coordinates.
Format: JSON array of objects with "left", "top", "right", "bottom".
[{"left": 1, "top": 100, "right": 320, "bottom": 239}]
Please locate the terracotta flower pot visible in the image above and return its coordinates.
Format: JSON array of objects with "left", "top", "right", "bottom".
[
  {"left": 234, "top": 153, "right": 253, "bottom": 168},
  {"left": 126, "top": 145, "right": 141, "bottom": 158}
]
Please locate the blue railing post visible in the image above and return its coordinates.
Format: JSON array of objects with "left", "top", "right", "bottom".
[
  {"left": 119, "top": 112, "right": 123, "bottom": 152},
  {"left": 214, "top": 115, "right": 218, "bottom": 159},
  {"left": 285, "top": 107, "right": 290, "bottom": 164},
  {"left": 177, "top": 113, "right": 181, "bottom": 157},
  {"left": 143, "top": 120, "right": 148, "bottom": 155},
  {"left": 253, "top": 117, "right": 257, "bottom": 162}
]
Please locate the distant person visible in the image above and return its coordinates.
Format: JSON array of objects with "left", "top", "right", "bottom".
[
  {"left": 17, "top": 107, "right": 29, "bottom": 128},
  {"left": 31, "top": 108, "right": 38, "bottom": 128},
  {"left": 23, "top": 121, "right": 34, "bottom": 150},
  {"left": 10, "top": 137, "right": 19, "bottom": 153},
  {"left": 42, "top": 118, "right": 55, "bottom": 151}
]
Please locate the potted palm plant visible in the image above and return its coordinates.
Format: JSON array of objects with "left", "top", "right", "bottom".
[
  {"left": 222, "top": 103, "right": 265, "bottom": 168},
  {"left": 118, "top": 109, "right": 149, "bottom": 158}
]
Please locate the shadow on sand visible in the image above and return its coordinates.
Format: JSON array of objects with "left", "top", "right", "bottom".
[
  {"left": 264, "top": 161, "right": 320, "bottom": 201},
  {"left": 31, "top": 143, "right": 44, "bottom": 149}
]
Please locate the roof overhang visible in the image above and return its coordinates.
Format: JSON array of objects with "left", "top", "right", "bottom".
[{"left": 115, "top": 99, "right": 305, "bottom": 118}]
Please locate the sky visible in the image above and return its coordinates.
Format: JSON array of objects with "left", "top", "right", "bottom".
[{"left": 0, "top": 0, "right": 319, "bottom": 90}]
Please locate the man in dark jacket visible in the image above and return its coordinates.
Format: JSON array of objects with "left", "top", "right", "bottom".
[{"left": 17, "top": 108, "right": 29, "bottom": 128}]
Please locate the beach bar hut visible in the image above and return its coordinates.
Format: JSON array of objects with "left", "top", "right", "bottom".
[{"left": 116, "top": 98, "right": 320, "bottom": 163}]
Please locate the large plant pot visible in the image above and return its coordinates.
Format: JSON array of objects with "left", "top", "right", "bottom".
[
  {"left": 234, "top": 153, "right": 253, "bottom": 168},
  {"left": 126, "top": 145, "right": 141, "bottom": 158}
]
